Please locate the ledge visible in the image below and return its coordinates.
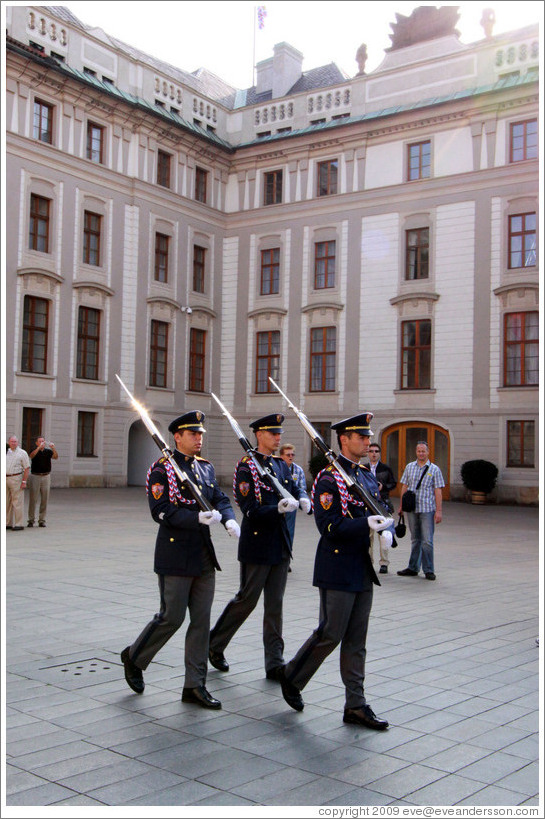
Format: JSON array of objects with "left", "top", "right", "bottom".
[
  {"left": 390, "top": 291, "right": 439, "bottom": 306},
  {"left": 301, "top": 301, "right": 344, "bottom": 314},
  {"left": 17, "top": 267, "right": 64, "bottom": 284},
  {"left": 73, "top": 281, "right": 115, "bottom": 296},
  {"left": 248, "top": 306, "right": 288, "bottom": 319}
]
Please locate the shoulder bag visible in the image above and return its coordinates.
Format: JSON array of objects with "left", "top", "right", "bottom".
[{"left": 401, "top": 465, "right": 429, "bottom": 512}]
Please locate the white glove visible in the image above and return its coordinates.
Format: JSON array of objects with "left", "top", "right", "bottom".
[
  {"left": 379, "top": 530, "right": 393, "bottom": 550},
  {"left": 198, "top": 510, "right": 222, "bottom": 526},
  {"left": 367, "top": 515, "right": 394, "bottom": 532},
  {"left": 299, "top": 497, "right": 311, "bottom": 514},
  {"left": 278, "top": 498, "right": 299, "bottom": 514},
  {"left": 225, "top": 519, "right": 241, "bottom": 539}
]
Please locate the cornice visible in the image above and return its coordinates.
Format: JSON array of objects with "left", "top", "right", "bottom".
[
  {"left": 390, "top": 291, "right": 440, "bottom": 305},
  {"left": 72, "top": 281, "right": 115, "bottom": 296},
  {"left": 17, "top": 267, "right": 64, "bottom": 284}
]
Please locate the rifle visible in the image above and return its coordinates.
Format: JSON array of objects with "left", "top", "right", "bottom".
[
  {"left": 268, "top": 377, "right": 393, "bottom": 520},
  {"left": 211, "top": 392, "right": 296, "bottom": 502},
  {"left": 115, "top": 374, "right": 213, "bottom": 512}
]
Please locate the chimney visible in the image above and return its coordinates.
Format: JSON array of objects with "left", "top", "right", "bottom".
[
  {"left": 255, "top": 42, "right": 304, "bottom": 98},
  {"left": 272, "top": 42, "right": 303, "bottom": 98}
]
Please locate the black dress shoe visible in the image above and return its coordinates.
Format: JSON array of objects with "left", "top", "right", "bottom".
[
  {"left": 209, "top": 649, "right": 229, "bottom": 672},
  {"left": 265, "top": 665, "right": 285, "bottom": 681},
  {"left": 27, "top": 522, "right": 34, "bottom": 528},
  {"left": 12, "top": 526, "right": 24, "bottom": 531},
  {"left": 120, "top": 646, "right": 144, "bottom": 693},
  {"left": 379, "top": 565, "right": 388, "bottom": 574},
  {"left": 38, "top": 522, "right": 46, "bottom": 528},
  {"left": 397, "top": 567, "right": 418, "bottom": 576},
  {"left": 278, "top": 667, "right": 304, "bottom": 711},
  {"left": 425, "top": 572, "right": 436, "bottom": 580},
  {"left": 343, "top": 704, "right": 389, "bottom": 730},
  {"left": 181, "top": 685, "right": 221, "bottom": 709}
]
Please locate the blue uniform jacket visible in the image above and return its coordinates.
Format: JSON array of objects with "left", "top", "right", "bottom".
[
  {"left": 312, "top": 456, "right": 382, "bottom": 592},
  {"left": 234, "top": 451, "right": 301, "bottom": 565},
  {"left": 148, "top": 450, "right": 236, "bottom": 576}
]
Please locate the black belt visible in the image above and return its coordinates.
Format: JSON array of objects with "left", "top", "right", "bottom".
[
  {"left": 7, "top": 472, "right": 23, "bottom": 476},
  {"left": 32, "top": 472, "right": 50, "bottom": 477}
]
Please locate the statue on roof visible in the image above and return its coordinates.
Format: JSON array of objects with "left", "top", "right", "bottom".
[
  {"left": 386, "top": 5, "right": 461, "bottom": 50},
  {"left": 480, "top": 9, "right": 496, "bottom": 38},
  {"left": 355, "top": 43, "right": 368, "bottom": 75}
]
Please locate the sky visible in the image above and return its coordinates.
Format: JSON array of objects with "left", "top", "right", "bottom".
[{"left": 17, "top": 0, "right": 544, "bottom": 89}]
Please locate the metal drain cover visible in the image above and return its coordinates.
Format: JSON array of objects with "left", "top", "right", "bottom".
[
  {"left": 45, "top": 658, "right": 114, "bottom": 677},
  {"left": 9, "top": 656, "right": 122, "bottom": 690}
]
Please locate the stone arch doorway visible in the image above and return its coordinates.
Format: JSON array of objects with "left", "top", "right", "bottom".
[
  {"left": 382, "top": 421, "right": 450, "bottom": 499},
  {"left": 127, "top": 419, "right": 161, "bottom": 486}
]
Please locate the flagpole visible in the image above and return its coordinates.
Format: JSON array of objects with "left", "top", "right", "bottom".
[{"left": 252, "top": 5, "right": 256, "bottom": 87}]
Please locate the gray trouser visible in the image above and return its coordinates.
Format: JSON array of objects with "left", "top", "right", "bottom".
[
  {"left": 28, "top": 473, "right": 51, "bottom": 523},
  {"left": 284, "top": 586, "right": 373, "bottom": 709},
  {"left": 209, "top": 560, "right": 289, "bottom": 673},
  {"left": 129, "top": 572, "right": 215, "bottom": 688}
]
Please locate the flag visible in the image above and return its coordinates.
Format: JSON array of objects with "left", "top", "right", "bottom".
[{"left": 257, "top": 6, "right": 267, "bottom": 29}]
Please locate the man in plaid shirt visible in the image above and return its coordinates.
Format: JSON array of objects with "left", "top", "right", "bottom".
[{"left": 397, "top": 441, "right": 444, "bottom": 581}]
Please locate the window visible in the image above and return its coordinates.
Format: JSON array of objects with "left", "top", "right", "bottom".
[
  {"left": 22, "top": 296, "right": 48, "bottom": 374},
  {"left": 406, "top": 228, "right": 429, "bottom": 280},
  {"left": 310, "top": 327, "right": 336, "bottom": 392},
  {"left": 317, "top": 160, "right": 338, "bottom": 196},
  {"left": 507, "top": 420, "right": 535, "bottom": 467},
  {"left": 189, "top": 328, "right": 206, "bottom": 392},
  {"left": 193, "top": 245, "right": 206, "bottom": 293},
  {"left": 22, "top": 407, "right": 43, "bottom": 455},
  {"left": 83, "top": 67, "right": 96, "bottom": 77},
  {"left": 276, "top": 126, "right": 292, "bottom": 134},
  {"left": 264, "top": 170, "right": 283, "bottom": 205},
  {"left": 508, "top": 213, "right": 536, "bottom": 269},
  {"left": 77, "top": 411, "right": 96, "bottom": 456},
  {"left": 195, "top": 167, "right": 208, "bottom": 203},
  {"left": 260, "top": 248, "right": 280, "bottom": 295},
  {"left": 504, "top": 312, "right": 539, "bottom": 386},
  {"left": 401, "top": 319, "right": 431, "bottom": 389},
  {"left": 314, "top": 241, "right": 336, "bottom": 289},
  {"left": 149, "top": 320, "right": 169, "bottom": 388},
  {"left": 83, "top": 211, "right": 102, "bottom": 266},
  {"left": 29, "top": 194, "right": 50, "bottom": 253},
  {"left": 33, "top": 99, "right": 53, "bottom": 143},
  {"left": 255, "top": 331, "right": 280, "bottom": 393},
  {"left": 86, "top": 122, "right": 104, "bottom": 163},
  {"left": 257, "top": 131, "right": 271, "bottom": 138},
  {"left": 77, "top": 307, "right": 101, "bottom": 380},
  {"left": 157, "top": 150, "right": 171, "bottom": 188},
  {"left": 154, "top": 233, "right": 169, "bottom": 283},
  {"left": 510, "top": 120, "right": 538, "bottom": 162},
  {"left": 408, "top": 141, "right": 431, "bottom": 181}
]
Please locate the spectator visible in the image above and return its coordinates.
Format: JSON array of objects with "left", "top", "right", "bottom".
[
  {"left": 397, "top": 441, "right": 444, "bottom": 581},
  {"left": 6, "top": 436, "right": 30, "bottom": 531},
  {"left": 27, "top": 437, "right": 58, "bottom": 528},
  {"left": 366, "top": 443, "right": 397, "bottom": 574},
  {"left": 279, "top": 443, "right": 309, "bottom": 548}
]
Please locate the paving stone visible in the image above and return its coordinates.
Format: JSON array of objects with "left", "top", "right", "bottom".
[{"left": 407, "top": 773, "right": 485, "bottom": 805}]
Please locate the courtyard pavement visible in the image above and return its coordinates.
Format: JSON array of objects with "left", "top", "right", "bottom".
[{"left": 3, "top": 487, "right": 542, "bottom": 811}]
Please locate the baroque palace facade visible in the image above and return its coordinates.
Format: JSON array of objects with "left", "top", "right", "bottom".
[{"left": 4, "top": 5, "right": 539, "bottom": 502}]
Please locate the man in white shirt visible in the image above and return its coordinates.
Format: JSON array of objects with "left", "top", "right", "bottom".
[{"left": 6, "top": 436, "right": 30, "bottom": 531}]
